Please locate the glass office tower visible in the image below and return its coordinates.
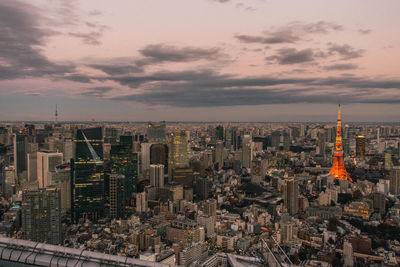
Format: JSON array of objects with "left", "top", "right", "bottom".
[
  {"left": 71, "top": 127, "right": 104, "bottom": 223},
  {"left": 110, "top": 136, "right": 138, "bottom": 201}
]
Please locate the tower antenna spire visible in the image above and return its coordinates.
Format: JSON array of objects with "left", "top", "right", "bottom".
[
  {"left": 329, "top": 104, "right": 352, "bottom": 182},
  {"left": 55, "top": 104, "right": 58, "bottom": 124}
]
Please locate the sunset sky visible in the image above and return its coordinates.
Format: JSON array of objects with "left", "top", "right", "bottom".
[{"left": 1, "top": 0, "right": 400, "bottom": 122}]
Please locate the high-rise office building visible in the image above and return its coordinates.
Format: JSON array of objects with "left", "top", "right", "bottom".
[
  {"left": 48, "top": 164, "right": 71, "bottom": 215},
  {"left": 150, "top": 144, "right": 168, "bottom": 174},
  {"left": 196, "top": 177, "right": 211, "bottom": 200},
  {"left": 385, "top": 153, "right": 393, "bottom": 171},
  {"left": 168, "top": 131, "right": 189, "bottom": 172},
  {"left": 284, "top": 178, "right": 299, "bottom": 216},
  {"left": 241, "top": 134, "right": 253, "bottom": 168},
  {"left": 63, "top": 138, "right": 74, "bottom": 163},
  {"left": 317, "top": 130, "right": 326, "bottom": 155},
  {"left": 355, "top": 135, "right": 366, "bottom": 158},
  {"left": 110, "top": 137, "right": 138, "bottom": 200},
  {"left": 147, "top": 121, "right": 166, "bottom": 144},
  {"left": 224, "top": 127, "right": 237, "bottom": 149},
  {"left": 140, "top": 143, "right": 152, "bottom": 174},
  {"left": 150, "top": 164, "right": 164, "bottom": 188},
  {"left": 203, "top": 199, "right": 217, "bottom": 217},
  {"left": 22, "top": 187, "right": 62, "bottom": 245},
  {"left": 110, "top": 174, "right": 125, "bottom": 219},
  {"left": 215, "top": 140, "right": 224, "bottom": 170},
  {"left": 14, "top": 133, "right": 28, "bottom": 182},
  {"left": 71, "top": 127, "right": 104, "bottom": 222},
  {"left": 136, "top": 191, "right": 148, "bottom": 213},
  {"left": 27, "top": 152, "right": 37, "bottom": 182},
  {"left": 37, "top": 151, "right": 63, "bottom": 188},
  {"left": 215, "top": 125, "right": 224, "bottom": 141},
  {"left": 389, "top": 169, "right": 400, "bottom": 195}
]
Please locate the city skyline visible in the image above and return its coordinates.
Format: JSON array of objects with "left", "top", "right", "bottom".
[{"left": 1, "top": 0, "right": 400, "bottom": 121}]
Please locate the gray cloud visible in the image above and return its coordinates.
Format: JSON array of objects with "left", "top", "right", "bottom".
[
  {"left": 87, "top": 44, "right": 227, "bottom": 76},
  {"left": 358, "top": 29, "right": 371, "bottom": 35},
  {"left": 99, "top": 67, "right": 400, "bottom": 107},
  {"left": 327, "top": 43, "right": 364, "bottom": 60},
  {"left": 63, "top": 74, "right": 92, "bottom": 83},
  {"left": 68, "top": 31, "right": 103, "bottom": 45},
  {"left": 235, "top": 21, "right": 343, "bottom": 44},
  {"left": 81, "top": 87, "right": 112, "bottom": 97},
  {"left": 0, "top": 0, "right": 74, "bottom": 80},
  {"left": 88, "top": 64, "right": 144, "bottom": 75},
  {"left": 212, "top": 0, "right": 231, "bottom": 3},
  {"left": 266, "top": 48, "right": 315, "bottom": 64},
  {"left": 138, "top": 44, "right": 224, "bottom": 64},
  {"left": 323, "top": 63, "right": 358, "bottom": 71}
]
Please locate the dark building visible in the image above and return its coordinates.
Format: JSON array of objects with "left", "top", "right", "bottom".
[
  {"left": 172, "top": 168, "right": 193, "bottom": 187},
  {"left": 215, "top": 125, "right": 224, "bottom": 142},
  {"left": 13, "top": 133, "right": 28, "bottom": 181},
  {"left": 71, "top": 127, "right": 104, "bottom": 223},
  {"left": 196, "top": 177, "right": 211, "bottom": 200},
  {"left": 147, "top": 121, "right": 166, "bottom": 144},
  {"left": 356, "top": 135, "right": 366, "bottom": 158},
  {"left": 110, "top": 174, "right": 125, "bottom": 219},
  {"left": 150, "top": 144, "right": 168, "bottom": 174},
  {"left": 22, "top": 188, "right": 62, "bottom": 245},
  {"left": 110, "top": 136, "right": 138, "bottom": 201}
]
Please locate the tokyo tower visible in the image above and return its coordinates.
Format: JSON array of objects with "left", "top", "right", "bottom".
[{"left": 329, "top": 104, "right": 352, "bottom": 182}]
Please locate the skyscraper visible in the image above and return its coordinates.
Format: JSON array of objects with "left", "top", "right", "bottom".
[
  {"left": 71, "top": 127, "right": 104, "bottom": 222},
  {"left": 355, "top": 135, "right": 366, "bottom": 158},
  {"left": 136, "top": 191, "right": 148, "bottom": 213},
  {"left": 147, "top": 121, "right": 166, "bottom": 143},
  {"left": 48, "top": 163, "right": 71, "bottom": 215},
  {"left": 329, "top": 105, "right": 352, "bottom": 182},
  {"left": 150, "top": 164, "right": 164, "bottom": 188},
  {"left": 150, "top": 144, "right": 168, "bottom": 174},
  {"left": 241, "top": 134, "right": 252, "bottom": 168},
  {"left": 37, "top": 151, "right": 63, "bottom": 188},
  {"left": 203, "top": 199, "right": 217, "bottom": 217},
  {"left": 389, "top": 169, "right": 400, "bottom": 195},
  {"left": 110, "top": 137, "right": 138, "bottom": 200},
  {"left": 215, "top": 125, "right": 224, "bottom": 141},
  {"left": 215, "top": 140, "right": 224, "bottom": 170},
  {"left": 168, "top": 131, "right": 189, "bottom": 172},
  {"left": 22, "top": 187, "right": 62, "bottom": 245},
  {"left": 110, "top": 174, "right": 125, "bottom": 219},
  {"left": 13, "top": 133, "right": 28, "bottom": 182},
  {"left": 284, "top": 178, "right": 298, "bottom": 216}
]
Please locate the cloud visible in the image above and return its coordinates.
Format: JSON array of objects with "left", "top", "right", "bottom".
[
  {"left": 236, "top": 3, "right": 256, "bottom": 12},
  {"left": 68, "top": 25, "right": 108, "bottom": 46},
  {"left": 323, "top": 63, "right": 358, "bottom": 71},
  {"left": 212, "top": 0, "right": 231, "bottom": 3},
  {"left": 86, "top": 44, "right": 228, "bottom": 76},
  {"left": 0, "top": 0, "right": 74, "bottom": 80},
  {"left": 138, "top": 44, "right": 224, "bottom": 64},
  {"left": 327, "top": 43, "right": 364, "bottom": 60},
  {"left": 235, "top": 21, "right": 343, "bottom": 44},
  {"left": 266, "top": 48, "right": 315, "bottom": 64},
  {"left": 93, "top": 66, "right": 400, "bottom": 107},
  {"left": 81, "top": 87, "right": 112, "bottom": 97},
  {"left": 88, "top": 64, "right": 144, "bottom": 75},
  {"left": 358, "top": 29, "right": 371, "bottom": 35}
]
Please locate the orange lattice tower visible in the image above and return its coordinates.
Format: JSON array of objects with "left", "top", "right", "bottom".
[{"left": 329, "top": 104, "right": 352, "bottom": 181}]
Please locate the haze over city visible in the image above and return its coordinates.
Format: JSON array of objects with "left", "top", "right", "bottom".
[{"left": 1, "top": 0, "right": 400, "bottom": 121}]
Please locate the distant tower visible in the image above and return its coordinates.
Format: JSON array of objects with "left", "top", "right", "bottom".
[
  {"left": 55, "top": 104, "right": 58, "bottom": 124},
  {"left": 355, "top": 135, "right": 366, "bottom": 158},
  {"left": 284, "top": 178, "right": 299, "bottom": 216},
  {"left": 329, "top": 105, "right": 352, "bottom": 182}
]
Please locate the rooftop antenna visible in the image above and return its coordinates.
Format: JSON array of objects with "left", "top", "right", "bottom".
[{"left": 55, "top": 104, "right": 58, "bottom": 124}]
